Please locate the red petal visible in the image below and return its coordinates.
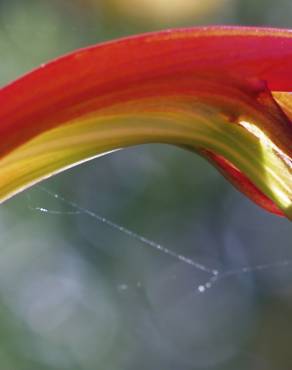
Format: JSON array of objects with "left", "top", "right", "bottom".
[
  {"left": 0, "top": 26, "right": 291, "bottom": 217},
  {"left": 2, "top": 26, "right": 292, "bottom": 157},
  {"left": 202, "top": 150, "right": 284, "bottom": 216}
]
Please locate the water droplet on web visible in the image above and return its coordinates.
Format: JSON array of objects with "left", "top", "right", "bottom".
[
  {"left": 117, "top": 284, "right": 128, "bottom": 291},
  {"left": 198, "top": 285, "right": 205, "bottom": 293}
]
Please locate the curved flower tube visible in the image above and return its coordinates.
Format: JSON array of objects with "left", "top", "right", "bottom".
[{"left": 0, "top": 26, "right": 291, "bottom": 219}]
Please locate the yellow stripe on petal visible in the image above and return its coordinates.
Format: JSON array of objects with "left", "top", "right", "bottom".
[{"left": 1, "top": 97, "right": 291, "bottom": 218}]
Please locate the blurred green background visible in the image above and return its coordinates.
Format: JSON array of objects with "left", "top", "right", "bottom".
[{"left": 1, "top": 0, "right": 292, "bottom": 369}]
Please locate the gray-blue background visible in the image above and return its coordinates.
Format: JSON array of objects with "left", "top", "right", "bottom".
[{"left": 0, "top": 1, "right": 292, "bottom": 369}]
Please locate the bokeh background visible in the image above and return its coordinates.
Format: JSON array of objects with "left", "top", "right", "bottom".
[{"left": 0, "top": 0, "right": 292, "bottom": 369}]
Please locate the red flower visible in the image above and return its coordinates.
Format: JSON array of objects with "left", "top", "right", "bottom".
[{"left": 0, "top": 26, "right": 291, "bottom": 218}]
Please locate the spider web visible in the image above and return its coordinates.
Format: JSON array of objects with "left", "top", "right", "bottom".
[{"left": 26, "top": 185, "right": 292, "bottom": 295}]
